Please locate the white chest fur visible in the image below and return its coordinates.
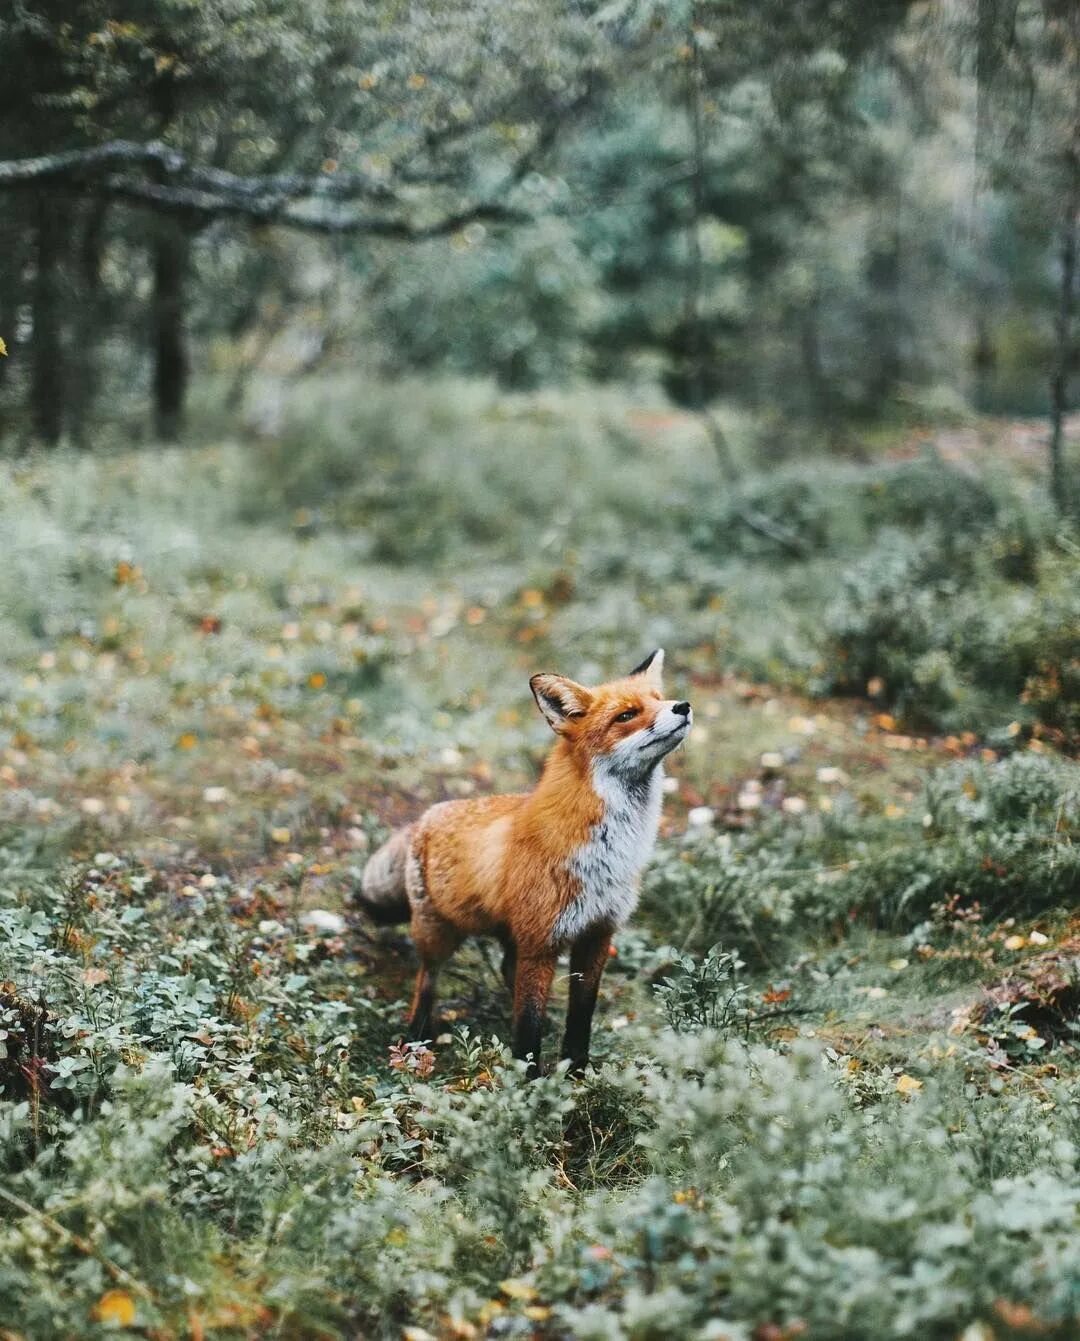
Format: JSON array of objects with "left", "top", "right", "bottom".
[{"left": 552, "top": 764, "right": 664, "bottom": 945}]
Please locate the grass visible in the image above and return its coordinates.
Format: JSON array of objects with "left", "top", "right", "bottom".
[{"left": 1, "top": 378, "right": 1079, "bottom": 1338}]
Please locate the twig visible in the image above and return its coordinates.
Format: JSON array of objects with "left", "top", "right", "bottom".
[{"left": 0, "top": 1186, "right": 155, "bottom": 1301}]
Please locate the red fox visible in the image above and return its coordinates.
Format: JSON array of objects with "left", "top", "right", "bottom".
[{"left": 357, "top": 649, "right": 692, "bottom": 1074}]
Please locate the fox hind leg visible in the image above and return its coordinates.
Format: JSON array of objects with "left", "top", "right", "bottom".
[
  {"left": 406, "top": 906, "right": 463, "bottom": 1042},
  {"left": 499, "top": 937, "right": 517, "bottom": 995},
  {"left": 407, "top": 963, "right": 438, "bottom": 1042}
]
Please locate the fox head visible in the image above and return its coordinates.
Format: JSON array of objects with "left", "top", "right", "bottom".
[{"left": 529, "top": 649, "right": 692, "bottom": 778}]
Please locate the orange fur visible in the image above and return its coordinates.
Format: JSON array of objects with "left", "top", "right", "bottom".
[{"left": 360, "top": 649, "right": 692, "bottom": 1073}]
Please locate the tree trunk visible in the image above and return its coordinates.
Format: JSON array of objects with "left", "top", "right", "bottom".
[
  {"left": 865, "top": 220, "right": 903, "bottom": 409},
  {"left": 684, "top": 14, "right": 706, "bottom": 415},
  {"left": 31, "top": 195, "right": 65, "bottom": 446},
  {"left": 1049, "top": 208, "right": 1077, "bottom": 514},
  {"left": 151, "top": 220, "right": 189, "bottom": 441},
  {"left": 799, "top": 297, "right": 833, "bottom": 427},
  {"left": 69, "top": 199, "right": 108, "bottom": 448}
]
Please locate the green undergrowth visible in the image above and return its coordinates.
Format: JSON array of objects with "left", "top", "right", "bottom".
[
  {"left": 2, "top": 380, "right": 1080, "bottom": 1337},
  {"left": 2, "top": 837, "right": 1080, "bottom": 1338},
  {"left": 644, "top": 751, "right": 1080, "bottom": 969}
]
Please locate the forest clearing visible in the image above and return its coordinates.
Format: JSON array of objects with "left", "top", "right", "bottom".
[{"left": 1, "top": 389, "right": 1078, "bottom": 1337}]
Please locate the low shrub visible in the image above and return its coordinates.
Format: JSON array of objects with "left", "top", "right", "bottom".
[
  {"left": 643, "top": 753, "right": 1080, "bottom": 965},
  {"left": 821, "top": 526, "right": 1080, "bottom": 734},
  {"left": 695, "top": 451, "right": 1038, "bottom": 563}
]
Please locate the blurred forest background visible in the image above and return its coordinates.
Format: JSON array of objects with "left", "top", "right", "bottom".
[{"left": 1, "top": 0, "right": 1078, "bottom": 486}]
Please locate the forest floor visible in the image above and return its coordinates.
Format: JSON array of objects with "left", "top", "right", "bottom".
[{"left": 1, "top": 397, "right": 1078, "bottom": 1338}]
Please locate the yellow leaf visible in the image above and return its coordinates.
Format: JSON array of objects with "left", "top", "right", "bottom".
[
  {"left": 524, "top": 1306, "right": 552, "bottom": 1321},
  {"left": 895, "top": 1074, "right": 923, "bottom": 1095},
  {"left": 270, "top": 827, "right": 291, "bottom": 844},
  {"left": 499, "top": 1279, "right": 538, "bottom": 1301},
  {"left": 0, "top": 337, "right": 7, "bottom": 356},
  {"left": 91, "top": 1290, "right": 136, "bottom": 1327},
  {"left": 407, "top": 72, "right": 427, "bottom": 89}
]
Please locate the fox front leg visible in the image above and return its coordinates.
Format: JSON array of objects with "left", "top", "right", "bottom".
[
  {"left": 511, "top": 952, "right": 556, "bottom": 1078},
  {"left": 561, "top": 925, "right": 613, "bottom": 1075}
]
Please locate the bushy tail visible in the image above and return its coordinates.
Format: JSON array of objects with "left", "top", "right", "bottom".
[{"left": 355, "top": 825, "right": 414, "bottom": 925}]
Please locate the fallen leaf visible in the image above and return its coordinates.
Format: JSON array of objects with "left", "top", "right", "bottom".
[
  {"left": 895, "top": 1074, "right": 923, "bottom": 1095},
  {"left": 993, "top": 1299, "right": 1038, "bottom": 1329},
  {"left": 500, "top": 1280, "right": 538, "bottom": 1301},
  {"left": 91, "top": 1290, "right": 136, "bottom": 1327}
]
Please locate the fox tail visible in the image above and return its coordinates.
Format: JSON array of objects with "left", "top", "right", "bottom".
[{"left": 355, "top": 824, "right": 414, "bottom": 925}]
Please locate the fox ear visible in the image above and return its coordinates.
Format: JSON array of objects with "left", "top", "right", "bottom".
[
  {"left": 530, "top": 673, "right": 592, "bottom": 733},
  {"left": 629, "top": 648, "right": 664, "bottom": 690}
]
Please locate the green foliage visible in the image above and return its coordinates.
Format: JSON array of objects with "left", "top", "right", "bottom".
[
  {"left": 643, "top": 834, "right": 800, "bottom": 967},
  {"left": 653, "top": 944, "right": 748, "bottom": 1034},
  {"left": 693, "top": 451, "right": 1048, "bottom": 561},
  {"left": 537, "top": 1036, "right": 1080, "bottom": 1340},
  {"left": 645, "top": 752, "right": 1080, "bottom": 966},
  {"left": 6, "top": 834, "right": 1080, "bottom": 1337},
  {"left": 822, "top": 524, "right": 1079, "bottom": 735},
  {"left": 238, "top": 375, "right": 712, "bottom": 563}
]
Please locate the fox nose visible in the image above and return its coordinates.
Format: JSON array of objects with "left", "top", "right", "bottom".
[{"left": 672, "top": 700, "right": 692, "bottom": 718}]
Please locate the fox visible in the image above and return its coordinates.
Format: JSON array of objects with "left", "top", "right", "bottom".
[{"left": 356, "top": 649, "right": 692, "bottom": 1074}]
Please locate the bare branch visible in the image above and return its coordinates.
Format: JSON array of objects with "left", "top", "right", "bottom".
[
  {"left": 0, "top": 75, "right": 600, "bottom": 238},
  {"left": 94, "top": 172, "right": 529, "bottom": 235},
  {"left": 0, "top": 139, "right": 182, "bottom": 186}
]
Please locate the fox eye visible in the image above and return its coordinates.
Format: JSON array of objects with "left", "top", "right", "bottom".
[{"left": 613, "top": 707, "right": 640, "bottom": 724}]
